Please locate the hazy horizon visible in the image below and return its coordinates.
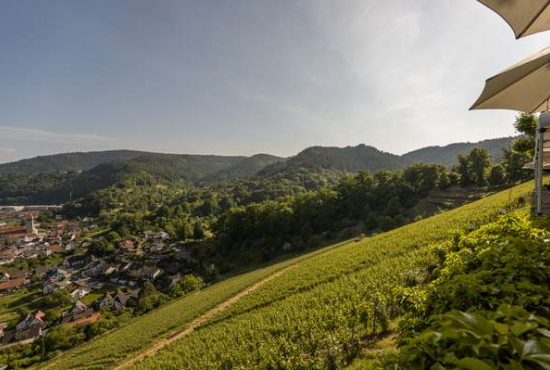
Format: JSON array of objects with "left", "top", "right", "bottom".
[{"left": 1, "top": 1, "right": 546, "bottom": 163}]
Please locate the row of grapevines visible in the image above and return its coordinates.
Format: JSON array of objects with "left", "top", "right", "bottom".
[
  {"left": 39, "top": 239, "right": 351, "bottom": 370},
  {"left": 130, "top": 183, "right": 532, "bottom": 369}
]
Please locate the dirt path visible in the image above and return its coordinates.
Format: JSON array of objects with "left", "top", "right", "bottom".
[{"left": 112, "top": 266, "right": 295, "bottom": 370}]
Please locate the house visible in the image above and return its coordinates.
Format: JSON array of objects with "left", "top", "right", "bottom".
[
  {"left": 16, "top": 311, "right": 45, "bottom": 332},
  {"left": 0, "top": 278, "right": 26, "bottom": 292},
  {"left": 35, "top": 265, "right": 53, "bottom": 277},
  {"left": 60, "top": 301, "right": 100, "bottom": 326},
  {"left": 0, "top": 250, "right": 15, "bottom": 265},
  {"left": 142, "top": 267, "right": 162, "bottom": 281},
  {"left": 119, "top": 240, "right": 136, "bottom": 253},
  {"left": 42, "top": 280, "right": 71, "bottom": 294},
  {"left": 113, "top": 289, "right": 140, "bottom": 310},
  {"left": 70, "top": 286, "right": 91, "bottom": 299},
  {"left": 42, "top": 243, "right": 63, "bottom": 256},
  {"left": 95, "top": 292, "right": 116, "bottom": 310},
  {"left": 46, "top": 268, "right": 72, "bottom": 282},
  {"left": 4, "top": 269, "right": 28, "bottom": 280},
  {"left": 62, "top": 254, "right": 88, "bottom": 269}
]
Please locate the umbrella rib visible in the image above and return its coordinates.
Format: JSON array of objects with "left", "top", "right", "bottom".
[
  {"left": 531, "top": 93, "right": 550, "bottom": 113},
  {"left": 518, "top": 0, "right": 550, "bottom": 38}
]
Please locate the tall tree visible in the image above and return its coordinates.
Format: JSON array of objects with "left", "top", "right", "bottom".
[{"left": 468, "top": 148, "right": 491, "bottom": 187}]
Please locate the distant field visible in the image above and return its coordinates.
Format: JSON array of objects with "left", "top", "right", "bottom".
[{"left": 129, "top": 182, "right": 532, "bottom": 370}]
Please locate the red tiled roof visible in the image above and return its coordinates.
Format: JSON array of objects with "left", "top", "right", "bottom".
[{"left": 0, "top": 278, "right": 25, "bottom": 291}]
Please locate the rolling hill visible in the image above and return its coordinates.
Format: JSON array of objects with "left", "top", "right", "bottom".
[
  {"left": 402, "top": 137, "right": 513, "bottom": 167},
  {"left": 259, "top": 144, "right": 407, "bottom": 178},
  {"left": 0, "top": 137, "right": 514, "bottom": 205},
  {"left": 0, "top": 150, "right": 149, "bottom": 174},
  {"left": 204, "top": 154, "right": 284, "bottom": 182}
]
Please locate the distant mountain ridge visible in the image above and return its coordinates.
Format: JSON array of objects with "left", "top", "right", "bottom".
[
  {"left": 0, "top": 150, "right": 150, "bottom": 174},
  {"left": 0, "top": 137, "right": 514, "bottom": 204},
  {"left": 259, "top": 144, "right": 406, "bottom": 177},
  {"left": 402, "top": 137, "right": 513, "bottom": 168}
]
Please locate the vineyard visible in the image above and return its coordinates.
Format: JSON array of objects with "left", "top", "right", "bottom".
[
  {"left": 37, "top": 239, "right": 349, "bottom": 370},
  {"left": 123, "top": 183, "right": 533, "bottom": 369}
]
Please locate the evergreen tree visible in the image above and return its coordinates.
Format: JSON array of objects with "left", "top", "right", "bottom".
[{"left": 193, "top": 221, "right": 205, "bottom": 240}]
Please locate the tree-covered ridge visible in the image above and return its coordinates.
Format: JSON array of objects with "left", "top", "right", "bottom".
[
  {"left": 402, "top": 137, "right": 513, "bottom": 168},
  {"left": 259, "top": 144, "right": 407, "bottom": 177},
  {"left": 202, "top": 154, "right": 284, "bottom": 183},
  {"left": 0, "top": 150, "right": 150, "bottom": 174}
]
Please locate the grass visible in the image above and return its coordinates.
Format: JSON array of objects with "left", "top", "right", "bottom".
[{"left": 0, "top": 288, "right": 44, "bottom": 325}]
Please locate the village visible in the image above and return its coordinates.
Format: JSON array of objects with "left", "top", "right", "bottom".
[{"left": 0, "top": 206, "right": 201, "bottom": 349}]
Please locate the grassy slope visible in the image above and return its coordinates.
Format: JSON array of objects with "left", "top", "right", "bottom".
[
  {"left": 129, "top": 183, "right": 532, "bottom": 370},
  {"left": 39, "top": 183, "right": 532, "bottom": 370}
]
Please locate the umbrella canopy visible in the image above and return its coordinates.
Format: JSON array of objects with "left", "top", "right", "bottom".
[
  {"left": 478, "top": 0, "right": 550, "bottom": 39},
  {"left": 471, "top": 46, "right": 550, "bottom": 113}
]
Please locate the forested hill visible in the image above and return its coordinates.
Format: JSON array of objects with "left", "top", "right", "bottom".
[
  {"left": 403, "top": 137, "right": 513, "bottom": 167},
  {"left": 204, "top": 154, "right": 284, "bottom": 182},
  {"left": 0, "top": 137, "right": 513, "bottom": 177},
  {"left": 0, "top": 137, "right": 515, "bottom": 205},
  {"left": 259, "top": 144, "right": 406, "bottom": 177},
  {"left": 0, "top": 150, "right": 149, "bottom": 174}
]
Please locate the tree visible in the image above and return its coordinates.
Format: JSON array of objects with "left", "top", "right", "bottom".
[
  {"left": 88, "top": 239, "right": 115, "bottom": 257},
  {"left": 172, "top": 274, "right": 204, "bottom": 297},
  {"left": 44, "top": 289, "right": 73, "bottom": 307},
  {"left": 193, "top": 221, "right": 205, "bottom": 240},
  {"left": 468, "top": 148, "right": 491, "bottom": 187},
  {"left": 45, "top": 324, "right": 83, "bottom": 351},
  {"left": 487, "top": 164, "right": 506, "bottom": 189},
  {"left": 456, "top": 154, "right": 472, "bottom": 187},
  {"left": 502, "top": 148, "right": 531, "bottom": 184},
  {"left": 513, "top": 112, "right": 537, "bottom": 158}
]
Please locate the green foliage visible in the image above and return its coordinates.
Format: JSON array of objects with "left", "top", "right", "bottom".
[
  {"left": 389, "top": 213, "right": 550, "bottom": 369},
  {"left": 114, "top": 183, "right": 531, "bottom": 370},
  {"left": 43, "top": 289, "right": 73, "bottom": 308},
  {"left": 45, "top": 324, "right": 84, "bottom": 352},
  {"left": 456, "top": 148, "right": 492, "bottom": 187},
  {"left": 171, "top": 274, "right": 204, "bottom": 297},
  {"left": 488, "top": 164, "right": 506, "bottom": 189},
  {"left": 513, "top": 113, "right": 537, "bottom": 158}
]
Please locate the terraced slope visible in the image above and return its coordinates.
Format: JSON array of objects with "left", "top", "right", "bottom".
[{"left": 129, "top": 183, "right": 532, "bottom": 370}]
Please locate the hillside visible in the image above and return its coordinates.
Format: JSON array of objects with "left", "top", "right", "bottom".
[
  {"left": 259, "top": 144, "right": 407, "bottom": 178},
  {"left": 0, "top": 137, "right": 516, "bottom": 206},
  {"left": 403, "top": 137, "right": 513, "bottom": 167},
  {"left": 36, "top": 182, "right": 533, "bottom": 370},
  {"left": 0, "top": 150, "right": 150, "bottom": 174},
  {"left": 203, "top": 154, "right": 284, "bottom": 182}
]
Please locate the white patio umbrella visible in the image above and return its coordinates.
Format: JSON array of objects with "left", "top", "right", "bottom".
[
  {"left": 478, "top": 0, "right": 550, "bottom": 39},
  {"left": 471, "top": 46, "right": 550, "bottom": 113},
  {"left": 471, "top": 46, "right": 550, "bottom": 215}
]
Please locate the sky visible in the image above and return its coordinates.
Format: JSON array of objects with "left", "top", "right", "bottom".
[{"left": 1, "top": 1, "right": 549, "bottom": 164}]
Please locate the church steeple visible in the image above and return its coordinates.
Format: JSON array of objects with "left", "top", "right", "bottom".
[{"left": 26, "top": 213, "right": 37, "bottom": 235}]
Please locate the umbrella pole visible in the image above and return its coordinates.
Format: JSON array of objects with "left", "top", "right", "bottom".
[{"left": 537, "top": 113, "right": 550, "bottom": 216}]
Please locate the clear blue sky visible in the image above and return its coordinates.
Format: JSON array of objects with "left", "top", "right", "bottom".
[{"left": 0, "top": 0, "right": 548, "bottom": 163}]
